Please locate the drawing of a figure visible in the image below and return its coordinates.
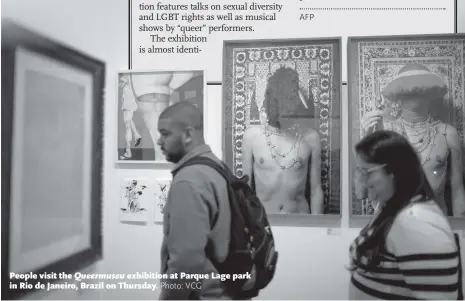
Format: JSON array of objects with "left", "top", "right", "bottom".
[
  {"left": 242, "top": 67, "right": 324, "bottom": 214},
  {"left": 153, "top": 180, "right": 171, "bottom": 222},
  {"left": 119, "top": 77, "right": 142, "bottom": 160},
  {"left": 360, "top": 63, "right": 465, "bottom": 216},
  {"left": 119, "top": 71, "right": 198, "bottom": 161},
  {"left": 121, "top": 180, "right": 147, "bottom": 214},
  {"left": 157, "top": 183, "right": 169, "bottom": 213}
]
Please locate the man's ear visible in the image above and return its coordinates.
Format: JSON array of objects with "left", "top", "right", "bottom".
[{"left": 183, "top": 126, "right": 195, "bottom": 143}]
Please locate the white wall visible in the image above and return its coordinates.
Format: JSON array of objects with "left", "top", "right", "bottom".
[
  {"left": 2, "top": 0, "right": 464, "bottom": 300},
  {"left": 459, "top": 0, "right": 465, "bottom": 33}
]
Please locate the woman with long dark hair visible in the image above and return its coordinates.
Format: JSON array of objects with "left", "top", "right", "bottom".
[{"left": 348, "top": 130, "right": 460, "bottom": 300}]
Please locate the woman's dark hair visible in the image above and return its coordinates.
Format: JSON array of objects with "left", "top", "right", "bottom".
[
  {"left": 263, "top": 67, "right": 302, "bottom": 128},
  {"left": 352, "top": 130, "right": 436, "bottom": 269}
]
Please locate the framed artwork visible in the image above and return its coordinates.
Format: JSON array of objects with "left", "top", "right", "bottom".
[
  {"left": 223, "top": 38, "right": 342, "bottom": 216},
  {"left": 116, "top": 69, "right": 205, "bottom": 164},
  {"left": 153, "top": 179, "right": 172, "bottom": 223},
  {"left": 1, "top": 19, "right": 104, "bottom": 299},
  {"left": 119, "top": 178, "right": 150, "bottom": 223},
  {"left": 348, "top": 33, "right": 465, "bottom": 220}
]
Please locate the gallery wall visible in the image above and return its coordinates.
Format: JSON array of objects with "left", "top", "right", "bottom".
[
  {"left": 2, "top": 0, "right": 464, "bottom": 300},
  {"left": 460, "top": 0, "right": 465, "bottom": 33}
]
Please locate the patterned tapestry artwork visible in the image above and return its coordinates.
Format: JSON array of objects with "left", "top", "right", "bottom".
[
  {"left": 349, "top": 35, "right": 465, "bottom": 215},
  {"left": 223, "top": 39, "right": 342, "bottom": 215}
]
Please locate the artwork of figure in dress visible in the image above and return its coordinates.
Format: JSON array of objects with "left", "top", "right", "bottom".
[
  {"left": 359, "top": 63, "right": 465, "bottom": 216},
  {"left": 242, "top": 67, "right": 324, "bottom": 214},
  {"left": 117, "top": 70, "right": 204, "bottom": 161},
  {"left": 348, "top": 35, "right": 465, "bottom": 217}
]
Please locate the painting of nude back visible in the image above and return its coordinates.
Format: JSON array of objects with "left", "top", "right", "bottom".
[
  {"left": 348, "top": 33, "right": 465, "bottom": 217},
  {"left": 116, "top": 69, "right": 205, "bottom": 163},
  {"left": 223, "top": 38, "right": 342, "bottom": 216}
]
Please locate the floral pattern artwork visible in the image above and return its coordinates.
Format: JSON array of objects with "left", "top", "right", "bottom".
[
  {"left": 119, "top": 178, "right": 150, "bottom": 222},
  {"left": 349, "top": 35, "right": 465, "bottom": 215},
  {"left": 153, "top": 179, "right": 171, "bottom": 223},
  {"left": 223, "top": 39, "right": 342, "bottom": 214}
]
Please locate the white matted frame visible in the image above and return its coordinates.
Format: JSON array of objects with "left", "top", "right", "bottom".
[
  {"left": 115, "top": 69, "right": 207, "bottom": 165},
  {"left": 119, "top": 178, "right": 151, "bottom": 223},
  {"left": 10, "top": 46, "right": 95, "bottom": 274},
  {"left": 1, "top": 19, "right": 104, "bottom": 299}
]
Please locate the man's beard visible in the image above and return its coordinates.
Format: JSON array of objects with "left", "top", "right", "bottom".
[
  {"left": 166, "top": 152, "right": 184, "bottom": 163},
  {"left": 164, "top": 145, "right": 185, "bottom": 163},
  {"left": 162, "top": 138, "right": 186, "bottom": 163}
]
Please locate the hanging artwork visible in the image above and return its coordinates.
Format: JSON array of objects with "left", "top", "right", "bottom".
[
  {"left": 348, "top": 33, "right": 465, "bottom": 218},
  {"left": 119, "top": 178, "right": 150, "bottom": 222},
  {"left": 116, "top": 69, "right": 205, "bottom": 163},
  {"left": 153, "top": 179, "right": 171, "bottom": 223},
  {"left": 1, "top": 20, "right": 104, "bottom": 300},
  {"left": 223, "top": 38, "right": 342, "bottom": 216}
]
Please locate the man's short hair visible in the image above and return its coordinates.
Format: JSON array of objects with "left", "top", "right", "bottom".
[{"left": 159, "top": 101, "right": 203, "bottom": 130}]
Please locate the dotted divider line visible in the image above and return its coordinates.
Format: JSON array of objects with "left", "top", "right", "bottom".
[{"left": 299, "top": 7, "right": 447, "bottom": 10}]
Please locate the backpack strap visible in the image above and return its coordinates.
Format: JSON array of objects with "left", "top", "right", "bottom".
[{"left": 172, "top": 156, "right": 231, "bottom": 183}]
